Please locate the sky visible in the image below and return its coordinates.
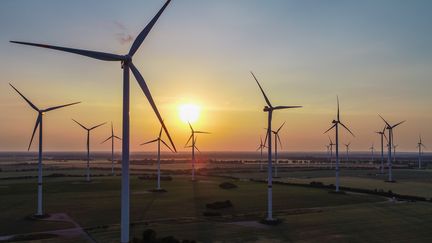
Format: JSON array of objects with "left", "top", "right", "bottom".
[{"left": 0, "top": 0, "right": 431, "bottom": 152}]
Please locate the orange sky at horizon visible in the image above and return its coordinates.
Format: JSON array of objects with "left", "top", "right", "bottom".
[{"left": 0, "top": 0, "right": 431, "bottom": 153}]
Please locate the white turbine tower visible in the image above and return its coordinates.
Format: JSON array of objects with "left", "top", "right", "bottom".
[
  {"left": 11, "top": 1, "right": 176, "bottom": 241},
  {"left": 101, "top": 122, "right": 121, "bottom": 176},
  {"left": 324, "top": 97, "right": 354, "bottom": 192},
  {"left": 9, "top": 83, "right": 80, "bottom": 216},
  {"left": 379, "top": 115, "right": 405, "bottom": 182},
  {"left": 271, "top": 122, "right": 285, "bottom": 178},
  {"left": 256, "top": 136, "right": 266, "bottom": 171},
  {"left": 185, "top": 122, "right": 209, "bottom": 181},
  {"left": 72, "top": 119, "right": 106, "bottom": 182},
  {"left": 417, "top": 135, "right": 426, "bottom": 169},
  {"left": 251, "top": 71, "right": 302, "bottom": 222},
  {"left": 140, "top": 126, "right": 174, "bottom": 191},
  {"left": 370, "top": 144, "right": 375, "bottom": 163},
  {"left": 375, "top": 126, "right": 387, "bottom": 174}
]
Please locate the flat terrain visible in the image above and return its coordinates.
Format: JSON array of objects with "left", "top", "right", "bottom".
[{"left": 2, "top": 161, "right": 432, "bottom": 242}]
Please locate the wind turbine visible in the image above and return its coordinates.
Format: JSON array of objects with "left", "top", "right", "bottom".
[
  {"left": 11, "top": 1, "right": 175, "bottom": 241},
  {"left": 370, "top": 144, "right": 375, "bottom": 163},
  {"left": 325, "top": 145, "right": 331, "bottom": 164},
  {"left": 72, "top": 119, "right": 106, "bottom": 182},
  {"left": 101, "top": 122, "right": 121, "bottom": 176},
  {"left": 272, "top": 122, "right": 285, "bottom": 178},
  {"left": 375, "top": 126, "right": 387, "bottom": 174},
  {"left": 328, "top": 136, "right": 335, "bottom": 168},
  {"left": 140, "top": 126, "right": 174, "bottom": 191},
  {"left": 392, "top": 144, "right": 398, "bottom": 164},
  {"left": 417, "top": 135, "right": 426, "bottom": 169},
  {"left": 379, "top": 115, "right": 405, "bottom": 182},
  {"left": 344, "top": 142, "right": 351, "bottom": 163},
  {"left": 185, "top": 122, "right": 209, "bottom": 181},
  {"left": 324, "top": 97, "right": 354, "bottom": 192},
  {"left": 9, "top": 83, "right": 80, "bottom": 216},
  {"left": 251, "top": 71, "right": 302, "bottom": 222},
  {"left": 256, "top": 136, "right": 266, "bottom": 171}
]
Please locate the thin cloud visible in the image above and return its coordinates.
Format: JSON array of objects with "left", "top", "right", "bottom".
[{"left": 113, "top": 21, "right": 134, "bottom": 45}]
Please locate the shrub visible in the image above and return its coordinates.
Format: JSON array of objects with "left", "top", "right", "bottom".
[
  {"left": 206, "top": 200, "right": 233, "bottom": 209},
  {"left": 219, "top": 182, "right": 237, "bottom": 189}
]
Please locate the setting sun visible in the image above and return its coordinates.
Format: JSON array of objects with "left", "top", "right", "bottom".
[{"left": 179, "top": 104, "right": 200, "bottom": 123}]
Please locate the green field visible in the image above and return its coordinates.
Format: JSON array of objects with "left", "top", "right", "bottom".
[{"left": 2, "top": 167, "right": 432, "bottom": 242}]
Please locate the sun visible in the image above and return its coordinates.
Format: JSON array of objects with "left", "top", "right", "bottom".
[{"left": 179, "top": 104, "right": 200, "bottom": 123}]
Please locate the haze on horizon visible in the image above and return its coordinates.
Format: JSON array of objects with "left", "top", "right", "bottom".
[{"left": 0, "top": 0, "right": 431, "bottom": 152}]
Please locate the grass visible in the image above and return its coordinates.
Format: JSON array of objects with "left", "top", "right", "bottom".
[{"left": 2, "top": 167, "right": 432, "bottom": 242}]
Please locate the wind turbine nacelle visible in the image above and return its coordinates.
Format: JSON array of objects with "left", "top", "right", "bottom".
[{"left": 263, "top": 106, "right": 271, "bottom": 112}]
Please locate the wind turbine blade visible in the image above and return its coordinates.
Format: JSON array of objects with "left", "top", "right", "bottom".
[
  {"left": 72, "top": 119, "right": 88, "bottom": 130},
  {"left": 9, "top": 83, "right": 39, "bottom": 111},
  {"left": 185, "top": 134, "right": 193, "bottom": 147},
  {"left": 111, "top": 122, "right": 114, "bottom": 136},
  {"left": 277, "top": 122, "right": 286, "bottom": 133},
  {"left": 250, "top": 71, "right": 272, "bottom": 107},
  {"left": 28, "top": 115, "right": 41, "bottom": 151},
  {"left": 160, "top": 139, "right": 175, "bottom": 153},
  {"left": 273, "top": 106, "right": 302, "bottom": 110},
  {"left": 392, "top": 120, "right": 406, "bottom": 129},
  {"left": 128, "top": 0, "right": 172, "bottom": 56},
  {"left": 337, "top": 96, "right": 340, "bottom": 121},
  {"left": 90, "top": 122, "right": 106, "bottom": 130},
  {"left": 195, "top": 146, "right": 201, "bottom": 153},
  {"left": 194, "top": 131, "right": 211, "bottom": 134},
  {"left": 264, "top": 129, "right": 269, "bottom": 146},
  {"left": 114, "top": 136, "right": 122, "bottom": 140},
  {"left": 339, "top": 122, "right": 355, "bottom": 137},
  {"left": 101, "top": 136, "right": 112, "bottom": 144},
  {"left": 130, "top": 62, "right": 177, "bottom": 152},
  {"left": 10, "top": 41, "right": 124, "bottom": 61},
  {"left": 324, "top": 124, "right": 336, "bottom": 134},
  {"left": 43, "top": 101, "right": 81, "bottom": 112},
  {"left": 378, "top": 115, "right": 391, "bottom": 127},
  {"left": 277, "top": 134, "right": 282, "bottom": 148},
  {"left": 188, "top": 122, "right": 194, "bottom": 132},
  {"left": 140, "top": 139, "right": 158, "bottom": 146},
  {"left": 158, "top": 126, "right": 163, "bottom": 138}
]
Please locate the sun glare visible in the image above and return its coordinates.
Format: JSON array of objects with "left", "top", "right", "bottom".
[{"left": 179, "top": 104, "right": 200, "bottom": 123}]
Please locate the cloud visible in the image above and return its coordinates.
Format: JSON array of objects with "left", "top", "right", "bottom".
[{"left": 113, "top": 21, "right": 134, "bottom": 45}]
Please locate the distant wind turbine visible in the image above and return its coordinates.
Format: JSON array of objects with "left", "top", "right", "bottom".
[
  {"left": 344, "top": 142, "right": 351, "bottom": 162},
  {"left": 375, "top": 126, "right": 387, "bottom": 174},
  {"left": 272, "top": 122, "right": 285, "bottom": 178},
  {"left": 140, "top": 126, "right": 174, "bottom": 190},
  {"left": 11, "top": 1, "right": 175, "bottom": 241},
  {"left": 73, "top": 119, "right": 106, "bottom": 182},
  {"left": 392, "top": 144, "right": 398, "bottom": 164},
  {"left": 370, "top": 144, "right": 375, "bottom": 163},
  {"left": 251, "top": 71, "right": 302, "bottom": 222},
  {"left": 328, "top": 136, "right": 335, "bottom": 168},
  {"left": 256, "top": 136, "right": 266, "bottom": 171},
  {"left": 325, "top": 145, "right": 331, "bottom": 164},
  {"left": 185, "top": 122, "right": 209, "bottom": 181},
  {"left": 324, "top": 97, "right": 354, "bottom": 192},
  {"left": 101, "top": 122, "right": 121, "bottom": 175},
  {"left": 9, "top": 83, "right": 80, "bottom": 216},
  {"left": 417, "top": 135, "right": 426, "bottom": 169},
  {"left": 379, "top": 115, "right": 405, "bottom": 182}
]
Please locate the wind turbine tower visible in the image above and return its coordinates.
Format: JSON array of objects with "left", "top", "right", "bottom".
[
  {"left": 251, "top": 71, "right": 302, "bottom": 222},
  {"left": 10, "top": 83, "right": 79, "bottom": 216},
  {"left": 325, "top": 97, "right": 354, "bottom": 192}
]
